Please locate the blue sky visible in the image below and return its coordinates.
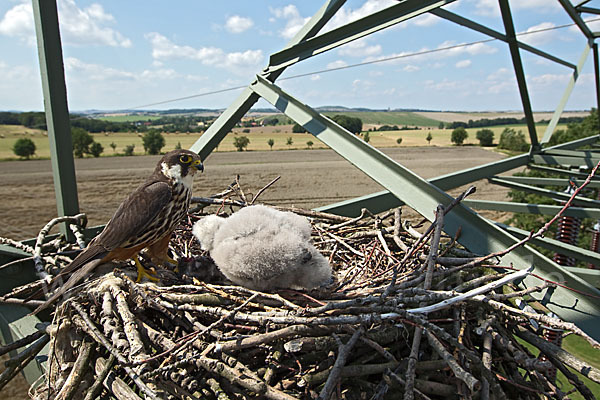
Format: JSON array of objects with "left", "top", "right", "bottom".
[{"left": 1, "top": 0, "right": 600, "bottom": 112}]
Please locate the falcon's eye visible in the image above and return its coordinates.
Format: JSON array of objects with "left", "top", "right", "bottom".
[{"left": 179, "top": 155, "right": 192, "bottom": 164}]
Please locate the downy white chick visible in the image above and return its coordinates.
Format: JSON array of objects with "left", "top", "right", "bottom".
[{"left": 192, "top": 205, "right": 332, "bottom": 291}]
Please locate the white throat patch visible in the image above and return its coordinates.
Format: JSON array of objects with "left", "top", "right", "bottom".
[{"left": 161, "top": 162, "right": 194, "bottom": 189}]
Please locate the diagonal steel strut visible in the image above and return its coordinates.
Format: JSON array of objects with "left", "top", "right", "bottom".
[{"left": 249, "top": 74, "right": 600, "bottom": 341}]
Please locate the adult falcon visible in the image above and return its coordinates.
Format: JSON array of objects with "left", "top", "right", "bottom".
[{"left": 32, "top": 149, "right": 203, "bottom": 314}]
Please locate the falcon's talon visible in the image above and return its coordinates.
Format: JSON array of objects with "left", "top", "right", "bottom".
[
  {"left": 134, "top": 258, "right": 159, "bottom": 283},
  {"left": 166, "top": 256, "right": 178, "bottom": 266}
]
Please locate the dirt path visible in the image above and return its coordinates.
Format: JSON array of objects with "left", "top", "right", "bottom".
[{"left": 0, "top": 146, "right": 511, "bottom": 240}]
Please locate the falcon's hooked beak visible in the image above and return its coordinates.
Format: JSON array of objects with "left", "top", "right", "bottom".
[{"left": 192, "top": 160, "right": 204, "bottom": 172}]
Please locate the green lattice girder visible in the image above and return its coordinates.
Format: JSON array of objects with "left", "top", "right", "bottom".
[
  {"left": 464, "top": 199, "right": 600, "bottom": 219},
  {"left": 248, "top": 74, "right": 600, "bottom": 340}
]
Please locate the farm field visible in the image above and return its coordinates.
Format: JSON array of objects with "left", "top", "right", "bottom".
[
  {"left": 0, "top": 146, "right": 510, "bottom": 240},
  {"left": 0, "top": 123, "right": 570, "bottom": 160}
]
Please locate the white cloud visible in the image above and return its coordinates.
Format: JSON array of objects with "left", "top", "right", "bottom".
[
  {"left": 338, "top": 39, "right": 382, "bottom": 58},
  {"left": 424, "top": 78, "right": 458, "bottom": 91},
  {"left": 0, "top": 0, "right": 131, "bottom": 47},
  {"left": 269, "top": 5, "right": 310, "bottom": 39},
  {"left": 455, "top": 59, "right": 471, "bottom": 68},
  {"left": 472, "top": 0, "right": 560, "bottom": 17},
  {"left": 310, "top": 75, "right": 321, "bottom": 81},
  {"left": 65, "top": 57, "right": 135, "bottom": 80},
  {"left": 225, "top": 15, "right": 254, "bottom": 34},
  {"left": 412, "top": 13, "right": 439, "bottom": 27},
  {"left": 519, "top": 22, "right": 560, "bottom": 46},
  {"left": 65, "top": 57, "right": 208, "bottom": 83},
  {"left": 326, "top": 60, "right": 348, "bottom": 69},
  {"left": 327, "top": 0, "right": 396, "bottom": 28},
  {"left": 403, "top": 65, "right": 419, "bottom": 72},
  {"left": 0, "top": 3, "right": 34, "bottom": 41},
  {"left": 530, "top": 73, "right": 570, "bottom": 86},
  {"left": 145, "top": 32, "right": 263, "bottom": 73},
  {"left": 486, "top": 68, "right": 515, "bottom": 94}
]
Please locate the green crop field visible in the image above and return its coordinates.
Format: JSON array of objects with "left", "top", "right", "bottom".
[
  {"left": 95, "top": 115, "right": 163, "bottom": 122},
  {"left": 322, "top": 111, "right": 441, "bottom": 127},
  {"left": 0, "top": 122, "right": 569, "bottom": 160}
]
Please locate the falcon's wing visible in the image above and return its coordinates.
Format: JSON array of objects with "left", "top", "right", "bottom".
[
  {"left": 96, "top": 180, "right": 173, "bottom": 250},
  {"left": 48, "top": 181, "right": 172, "bottom": 279}
]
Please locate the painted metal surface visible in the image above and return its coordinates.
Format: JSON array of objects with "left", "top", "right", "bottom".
[
  {"left": 32, "top": 0, "right": 79, "bottom": 238},
  {"left": 464, "top": 199, "right": 600, "bottom": 219},
  {"left": 267, "top": 0, "right": 455, "bottom": 73},
  {"left": 249, "top": 74, "right": 600, "bottom": 339},
  {"left": 496, "top": 222, "right": 600, "bottom": 272},
  {"left": 498, "top": 0, "right": 539, "bottom": 150},
  {"left": 488, "top": 177, "right": 600, "bottom": 207},
  {"left": 493, "top": 175, "right": 600, "bottom": 188},
  {"left": 540, "top": 44, "right": 592, "bottom": 144},
  {"left": 190, "top": 0, "right": 346, "bottom": 159}
]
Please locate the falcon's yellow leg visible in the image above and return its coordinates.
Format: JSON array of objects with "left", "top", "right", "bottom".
[{"left": 134, "top": 257, "right": 159, "bottom": 283}]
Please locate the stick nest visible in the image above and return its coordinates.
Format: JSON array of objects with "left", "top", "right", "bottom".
[{"left": 1, "top": 177, "right": 599, "bottom": 400}]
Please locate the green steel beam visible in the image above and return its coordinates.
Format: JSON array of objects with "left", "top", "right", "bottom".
[
  {"left": 463, "top": 199, "right": 600, "bottom": 219},
  {"left": 558, "top": 0, "right": 594, "bottom": 39},
  {"left": 594, "top": 43, "right": 600, "bottom": 131},
  {"left": 249, "top": 74, "right": 600, "bottom": 340},
  {"left": 543, "top": 149, "right": 600, "bottom": 158},
  {"left": 317, "top": 153, "right": 528, "bottom": 216},
  {"left": 575, "top": 0, "right": 593, "bottom": 8},
  {"left": 578, "top": 6, "right": 600, "bottom": 15},
  {"left": 267, "top": 0, "right": 455, "bottom": 73},
  {"left": 528, "top": 163, "right": 600, "bottom": 179},
  {"left": 190, "top": 0, "right": 346, "bottom": 160},
  {"left": 32, "top": 0, "right": 79, "bottom": 238},
  {"left": 540, "top": 44, "right": 592, "bottom": 145},
  {"left": 493, "top": 175, "right": 600, "bottom": 188},
  {"left": 532, "top": 154, "right": 600, "bottom": 168},
  {"left": 318, "top": 136, "right": 600, "bottom": 217},
  {"left": 488, "top": 177, "right": 600, "bottom": 207},
  {"left": 562, "top": 267, "right": 600, "bottom": 289},
  {"left": 431, "top": 9, "right": 576, "bottom": 70},
  {"left": 498, "top": 0, "right": 539, "bottom": 150},
  {"left": 495, "top": 222, "right": 600, "bottom": 270}
]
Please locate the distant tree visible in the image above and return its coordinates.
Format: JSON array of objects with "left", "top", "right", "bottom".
[
  {"left": 451, "top": 127, "right": 468, "bottom": 146},
  {"left": 175, "top": 141, "right": 182, "bottom": 150},
  {"left": 71, "top": 127, "right": 94, "bottom": 158},
  {"left": 109, "top": 142, "right": 117, "bottom": 153},
  {"left": 242, "top": 128, "right": 250, "bottom": 133},
  {"left": 396, "top": 137, "right": 403, "bottom": 145},
  {"left": 263, "top": 117, "right": 279, "bottom": 126},
  {"left": 332, "top": 114, "right": 362, "bottom": 134},
  {"left": 363, "top": 132, "right": 370, "bottom": 143},
  {"left": 89, "top": 142, "right": 104, "bottom": 157},
  {"left": 286, "top": 136, "right": 293, "bottom": 148},
  {"left": 306, "top": 140, "right": 313, "bottom": 149},
  {"left": 12, "top": 138, "right": 36, "bottom": 159},
  {"left": 426, "top": 132, "right": 433, "bottom": 145},
  {"left": 233, "top": 135, "right": 250, "bottom": 151},
  {"left": 267, "top": 138, "right": 275, "bottom": 150},
  {"left": 476, "top": 129, "right": 494, "bottom": 146},
  {"left": 292, "top": 123, "right": 307, "bottom": 133},
  {"left": 548, "top": 108, "right": 599, "bottom": 146},
  {"left": 124, "top": 144, "right": 135, "bottom": 156},
  {"left": 142, "top": 130, "right": 166, "bottom": 155},
  {"left": 438, "top": 122, "right": 445, "bottom": 129},
  {"left": 498, "top": 127, "right": 529, "bottom": 152}
]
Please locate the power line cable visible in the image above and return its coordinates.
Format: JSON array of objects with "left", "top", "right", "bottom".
[{"left": 128, "top": 16, "right": 600, "bottom": 110}]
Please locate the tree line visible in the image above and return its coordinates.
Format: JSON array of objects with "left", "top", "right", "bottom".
[{"left": 444, "top": 115, "right": 585, "bottom": 130}]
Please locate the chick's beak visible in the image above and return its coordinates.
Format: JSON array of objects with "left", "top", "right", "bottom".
[{"left": 192, "top": 160, "right": 204, "bottom": 172}]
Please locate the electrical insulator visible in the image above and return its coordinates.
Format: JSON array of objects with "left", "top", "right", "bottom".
[{"left": 590, "top": 222, "right": 600, "bottom": 269}]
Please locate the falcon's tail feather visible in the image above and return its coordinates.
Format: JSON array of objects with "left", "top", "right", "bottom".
[{"left": 28, "top": 245, "right": 109, "bottom": 315}]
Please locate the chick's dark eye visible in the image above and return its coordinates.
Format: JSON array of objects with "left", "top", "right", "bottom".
[{"left": 179, "top": 155, "right": 192, "bottom": 164}]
